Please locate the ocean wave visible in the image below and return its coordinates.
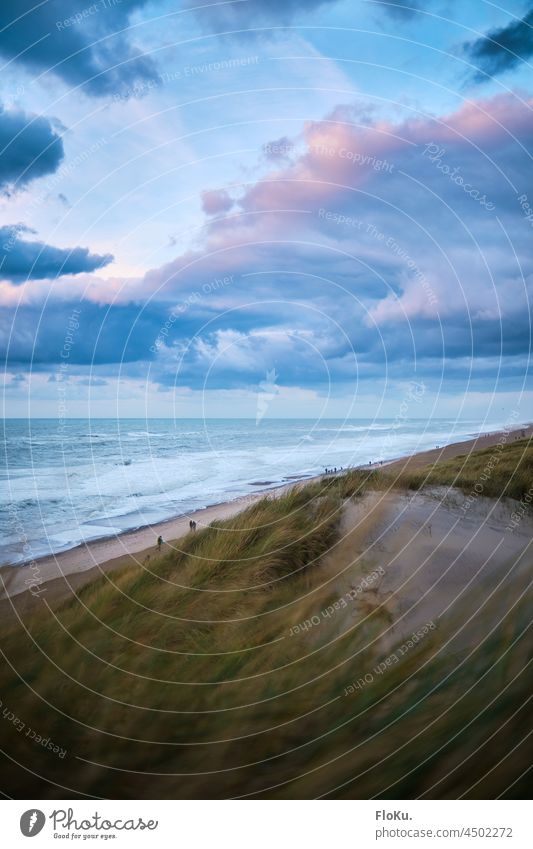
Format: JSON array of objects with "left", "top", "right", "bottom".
[
  {"left": 1, "top": 417, "right": 484, "bottom": 564},
  {"left": 125, "top": 431, "right": 162, "bottom": 438}
]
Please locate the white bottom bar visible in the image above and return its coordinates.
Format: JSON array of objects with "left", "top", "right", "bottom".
[{"left": 2, "top": 800, "right": 530, "bottom": 848}]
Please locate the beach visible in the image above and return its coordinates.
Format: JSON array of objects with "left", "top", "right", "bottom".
[
  {"left": 2, "top": 422, "right": 531, "bottom": 611},
  {"left": 0, "top": 417, "right": 501, "bottom": 567},
  {"left": 1, "top": 423, "right": 531, "bottom": 800}
]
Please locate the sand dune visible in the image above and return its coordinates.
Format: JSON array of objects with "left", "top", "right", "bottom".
[
  {"left": 320, "top": 488, "right": 532, "bottom": 652},
  {"left": 1, "top": 424, "right": 531, "bottom": 613}
]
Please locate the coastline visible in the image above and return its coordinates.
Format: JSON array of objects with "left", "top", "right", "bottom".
[{"left": 1, "top": 422, "right": 531, "bottom": 609}]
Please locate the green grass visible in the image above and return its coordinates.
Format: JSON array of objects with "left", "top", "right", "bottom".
[
  {"left": 0, "top": 441, "right": 531, "bottom": 799},
  {"left": 330, "top": 437, "right": 533, "bottom": 503},
  {"left": 390, "top": 437, "right": 533, "bottom": 501}
]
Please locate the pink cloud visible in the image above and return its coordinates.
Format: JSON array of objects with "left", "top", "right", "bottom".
[
  {"left": 201, "top": 189, "right": 235, "bottom": 216},
  {"left": 23, "top": 92, "right": 530, "bottom": 317}
]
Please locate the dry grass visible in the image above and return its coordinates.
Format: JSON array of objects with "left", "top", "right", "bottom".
[
  {"left": 390, "top": 438, "right": 533, "bottom": 501},
  {"left": 0, "top": 443, "right": 531, "bottom": 799}
]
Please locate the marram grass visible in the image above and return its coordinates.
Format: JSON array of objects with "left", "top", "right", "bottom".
[{"left": 0, "top": 441, "right": 531, "bottom": 798}]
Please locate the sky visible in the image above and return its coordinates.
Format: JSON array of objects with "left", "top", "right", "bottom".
[{"left": 1, "top": 0, "right": 532, "bottom": 420}]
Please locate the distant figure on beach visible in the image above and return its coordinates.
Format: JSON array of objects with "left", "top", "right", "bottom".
[
  {"left": 189, "top": 520, "right": 197, "bottom": 532},
  {"left": 157, "top": 535, "right": 163, "bottom": 552}
]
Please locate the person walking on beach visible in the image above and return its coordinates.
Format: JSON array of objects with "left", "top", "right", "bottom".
[
  {"left": 157, "top": 535, "right": 163, "bottom": 552},
  {"left": 189, "top": 520, "right": 197, "bottom": 532}
]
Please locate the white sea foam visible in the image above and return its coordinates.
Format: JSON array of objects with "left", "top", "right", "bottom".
[{"left": 0, "top": 418, "right": 498, "bottom": 564}]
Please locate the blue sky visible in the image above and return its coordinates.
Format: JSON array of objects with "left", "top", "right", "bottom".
[{"left": 1, "top": 0, "right": 532, "bottom": 419}]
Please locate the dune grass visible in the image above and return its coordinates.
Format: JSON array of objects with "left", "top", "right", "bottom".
[
  {"left": 389, "top": 437, "right": 533, "bottom": 501},
  {"left": 0, "top": 442, "right": 531, "bottom": 799},
  {"left": 326, "top": 437, "right": 533, "bottom": 503}
]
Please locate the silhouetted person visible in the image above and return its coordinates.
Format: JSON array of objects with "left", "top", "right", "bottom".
[{"left": 157, "top": 535, "right": 163, "bottom": 552}]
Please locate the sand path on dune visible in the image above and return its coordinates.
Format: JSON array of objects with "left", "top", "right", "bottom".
[{"left": 319, "top": 489, "right": 533, "bottom": 650}]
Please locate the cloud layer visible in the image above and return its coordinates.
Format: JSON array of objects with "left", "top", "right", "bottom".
[
  {"left": 465, "top": 5, "right": 533, "bottom": 80},
  {"left": 0, "top": 226, "right": 113, "bottom": 282},
  {"left": 4, "top": 90, "right": 531, "bottom": 403},
  {"left": 0, "top": 0, "right": 158, "bottom": 97},
  {"left": 186, "top": 0, "right": 339, "bottom": 32},
  {"left": 0, "top": 104, "right": 64, "bottom": 193}
]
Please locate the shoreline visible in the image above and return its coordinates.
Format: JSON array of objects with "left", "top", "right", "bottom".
[
  {"left": 0, "top": 476, "right": 316, "bottom": 606},
  {"left": 1, "top": 422, "right": 531, "bottom": 608}
]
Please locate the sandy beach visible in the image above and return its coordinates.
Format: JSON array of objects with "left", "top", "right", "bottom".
[{"left": 2, "top": 423, "right": 531, "bottom": 612}]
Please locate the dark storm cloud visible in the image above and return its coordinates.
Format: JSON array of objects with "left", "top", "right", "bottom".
[
  {"left": 0, "top": 225, "right": 113, "bottom": 282},
  {"left": 465, "top": 6, "right": 533, "bottom": 80},
  {"left": 0, "top": 0, "right": 158, "bottom": 97},
  {"left": 0, "top": 104, "right": 64, "bottom": 193},
  {"left": 148, "top": 304, "right": 532, "bottom": 391},
  {"left": 3, "top": 92, "right": 532, "bottom": 396},
  {"left": 132, "top": 90, "right": 533, "bottom": 389},
  {"left": 1, "top": 302, "right": 168, "bottom": 365}
]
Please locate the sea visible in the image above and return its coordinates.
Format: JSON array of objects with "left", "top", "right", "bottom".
[{"left": 0, "top": 417, "right": 499, "bottom": 565}]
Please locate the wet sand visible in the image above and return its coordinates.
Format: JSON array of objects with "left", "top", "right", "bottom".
[
  {"left": 1, "top": 423, "right": 531, "bottom": 616},
  {"left": 0, "top": 477, "right": 314, "bottom": 610}
]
